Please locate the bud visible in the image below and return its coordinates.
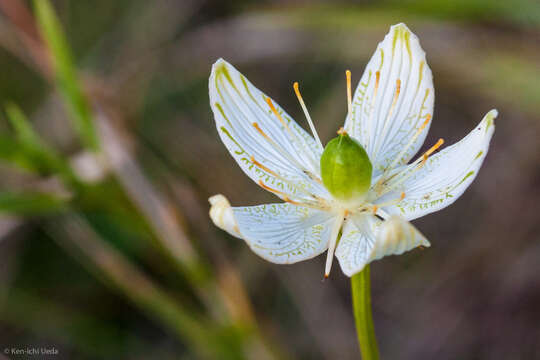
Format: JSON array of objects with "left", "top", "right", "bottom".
[{"left": 320, "top": 131, "right": 372, "bottom": 203}]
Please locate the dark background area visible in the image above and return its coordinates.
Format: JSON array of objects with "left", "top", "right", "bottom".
[{"left": 0, "top": 0, "right": 539, "bottom": 359}]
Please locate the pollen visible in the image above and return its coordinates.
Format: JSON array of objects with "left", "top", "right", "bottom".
[{"left": 337, "top": 127, "right": 348, "bottom": 135}]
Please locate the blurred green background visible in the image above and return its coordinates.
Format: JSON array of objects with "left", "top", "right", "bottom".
[{"left": 0, "top": 0, "right": 539, "bottom": 359}]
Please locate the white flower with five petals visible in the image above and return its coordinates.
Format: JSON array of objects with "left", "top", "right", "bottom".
[{"left": 208, "top": 23, "right": 496, "bottom": 277}]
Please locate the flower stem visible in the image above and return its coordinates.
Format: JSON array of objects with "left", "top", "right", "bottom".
[{"left": 351, "top": 265, "right": 380, "bottom": 360}]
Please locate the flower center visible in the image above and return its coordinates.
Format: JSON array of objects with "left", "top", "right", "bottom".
[{"left": 320, "top": 128, "right": 372, "bottom": 205}]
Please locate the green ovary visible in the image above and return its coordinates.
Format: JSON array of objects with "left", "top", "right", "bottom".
[{"left": 320, "top": 133, "right": 372, "bottom": 202}]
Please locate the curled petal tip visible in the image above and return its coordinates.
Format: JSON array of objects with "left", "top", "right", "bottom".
[
  {"left": 208, "top": 193, "right": 228, "bottom": 206},
  {"left": 208, "top": 194, "right": 241, "bottom": 238}
]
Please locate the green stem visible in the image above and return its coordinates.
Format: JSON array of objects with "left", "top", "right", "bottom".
[{"left": 351, "top": 265, "right": 380, "bottom": 360}]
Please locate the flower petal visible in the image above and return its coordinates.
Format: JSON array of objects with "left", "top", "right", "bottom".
[
  {"left": 209, "top": 194, "right": 338, "bottom": 264},
  {"left": 336, "top": 214, "right": 429, "bottom": 276},
  {"left": 209, "top": 59, "right": 328, "bottom": 201},
  {"left": 380, "top": 110, "right": 497, "bottom": 220},
  {"left": 345, "top": 23, "right": 434, "bottom": 175},
  {"left": 335, "top": 214, "right": 380, "bottom": 276},
  {"left": 372, "top": 216, "right": 430, "bottom": 262},
  {"left": 209, "top": 194, "right": 241, "bottom": 238}
]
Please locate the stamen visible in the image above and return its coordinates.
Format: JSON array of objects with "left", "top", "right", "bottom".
[
  {"left": 346, "top": 70, "right": 352, "bottom": 117},
  {"left": 378, "top": 138, "right": 446, "bottom": 197},
  {"left": 384, "top": 114, "right": 432, "bottom": 173},
  {"left": 293, "top": 82, "right": 324, "bottom": 150},
  {"left": 258, "top": 181, "right": 320, "bottom": 209},
  {"left": 401, "top": 138, "right": 445, "bottom": 171},
  {"left": 337, "top": 127, "right": 347, "bottom": 135},
  {"left": 251, "top": 156, "right": 321, "bottom": 200},
  {"left": 371, "top": 192, "right": 406, "bottom": 209},
  {"left": 421, "top": 138, "right": 444, "bottom": 164},
  {"left": 304, "top": 170, "right": 323, "bottom": 185},
  {"left": 252, "top": 122, "right": 311, "bottom": 172},
  {"left": 324, "top": 211, "right": 345, "bottom": 278},
  {"left": 265, "top": 97, "right": 321, "bottom": 173}
]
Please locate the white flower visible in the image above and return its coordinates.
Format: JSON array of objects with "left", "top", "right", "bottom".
[{"left": 208, "top": 23, "right": 497, "bottom": 277}]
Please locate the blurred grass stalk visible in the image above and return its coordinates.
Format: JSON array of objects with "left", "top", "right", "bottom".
[
  {"left": 0, "top": 0, "right": 280, "bottom": 358},
  {"left": 0, "top": 101, "right": 229, "bottom": 357},
  {"left": 47, "top": 215, "right": 223, "bottom": 359}
]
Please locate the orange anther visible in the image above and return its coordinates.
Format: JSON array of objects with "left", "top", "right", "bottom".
[
  {"left": 293, "top": 81, "right": 300, "bottom": 95},
  {"left": 425, "top": 138, "right": 444, "bottom": 157},
  {"left": 346, "top": 70, "right": 352, "bottom": 114},
  {"left": 421, "top": 138, "right": 444, "bottom": 164}
]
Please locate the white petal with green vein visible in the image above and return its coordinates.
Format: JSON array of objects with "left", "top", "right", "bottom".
[
  {"left": 372, "top": 216, "right": 430, "bottom": 261},
  {"left": 233, "top": 203, "right": 338, "bottom": 264},
  {"left": 336, "top": 214, "right": 380, "bottom": 276},
  {"left": 209, "top": 59, "right": 328, "bottom": 202},
  {"left": 345, "top": 23, "right": 434, "bottom": 176},
  {"left": 380, "top": 110, "right": 497, "bottom": 221}
]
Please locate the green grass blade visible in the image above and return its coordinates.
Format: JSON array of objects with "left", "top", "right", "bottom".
[
  {"left": 2, "top": 103, "right": 78, "bottom": 184},
  {"left": 33, "top": 0, "right": 99, "bottom": 151},
  {"left": 5, "top": 102, "right": 42, "bottom": 145},
  {"left": 0, "top": 191, "right": 66, "bottom": 215}
]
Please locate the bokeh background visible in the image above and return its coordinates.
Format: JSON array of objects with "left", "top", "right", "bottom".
[{"left": 0, "top": 0, "right": 539, "bottom": 359}]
